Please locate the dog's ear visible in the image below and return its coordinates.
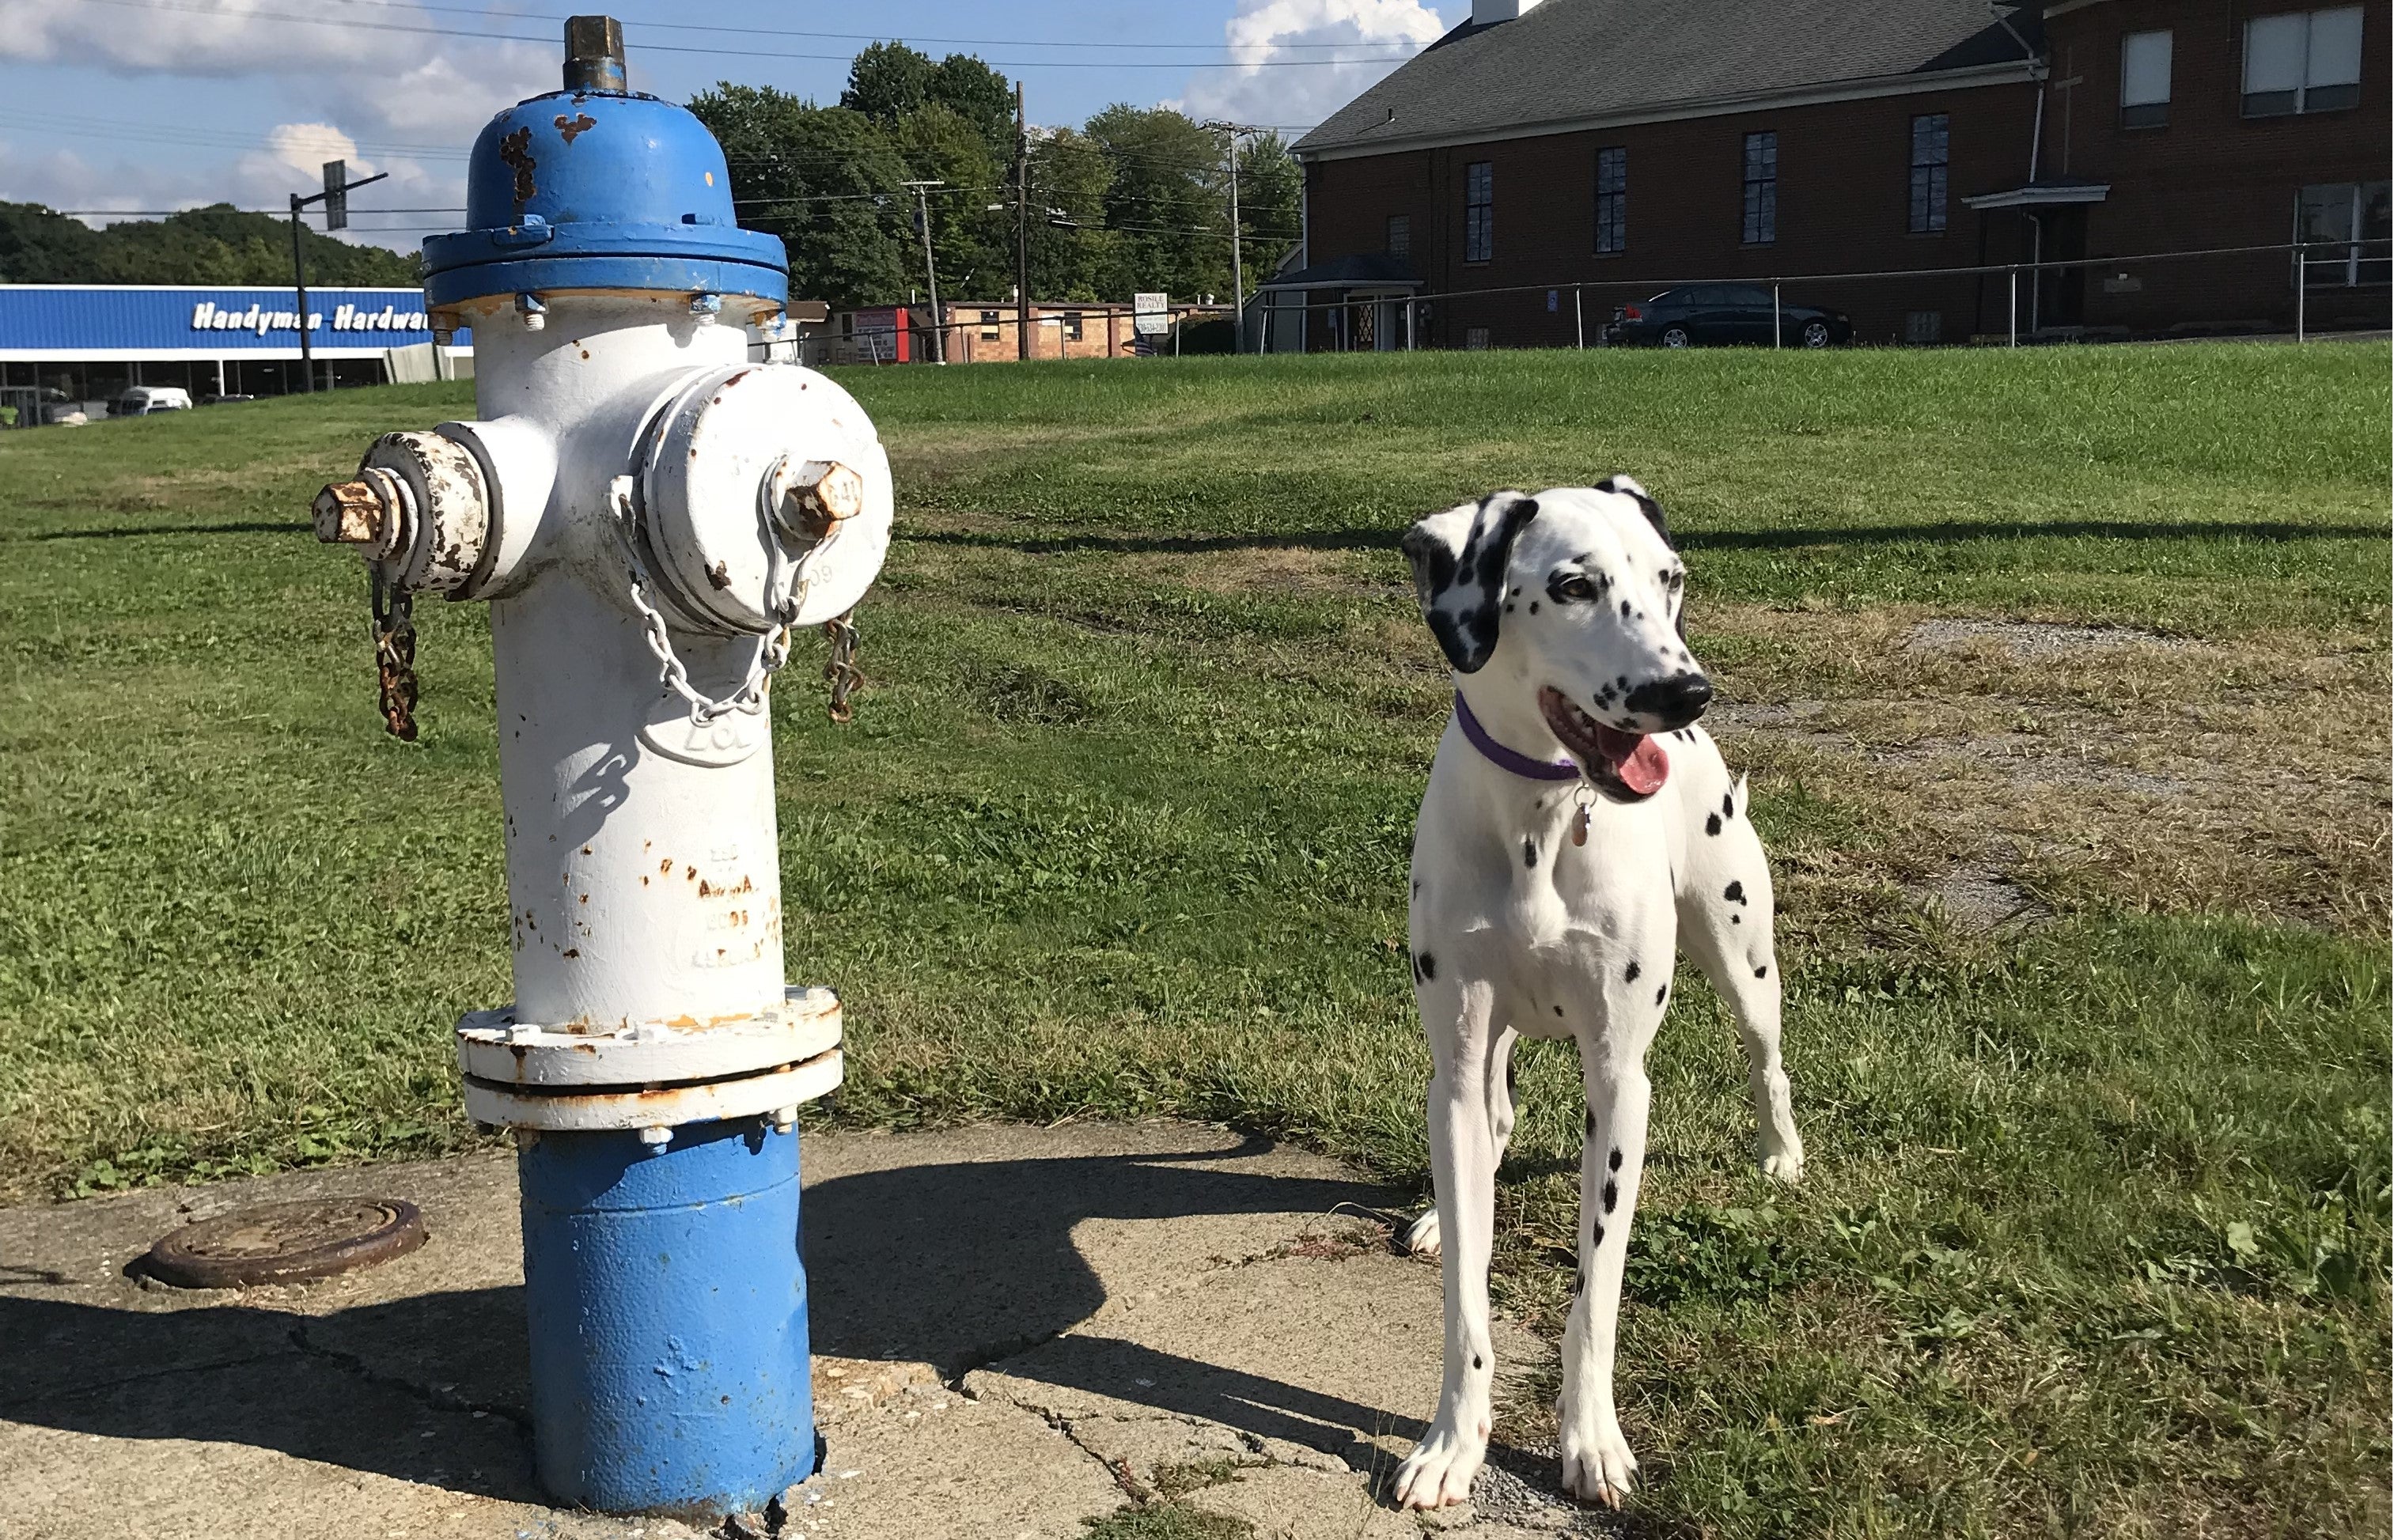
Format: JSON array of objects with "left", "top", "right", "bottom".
[
  {"left": 1597, "top": 474, "right": 1670, "bottom": 550},
  {"left": 1400, "top": 490, "right": 1540, "bottom": 674}
]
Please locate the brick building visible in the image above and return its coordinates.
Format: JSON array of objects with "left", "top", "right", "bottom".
[
  {"left": 822, "top": 301, "right": 1225, "bottom": 365},
  {"left": 1282, "top": 0, "right": 2387, "bottom": 349}
]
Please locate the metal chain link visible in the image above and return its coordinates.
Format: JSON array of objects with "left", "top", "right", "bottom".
[
  {"left": 823, "top": 611, "right": 862, "bottom": 724},
  {"left": 369, "top": 566, "right": 419, "bottom": 742},
  {"left": 612, "top": 477, "right": 798, "bottom": 728}
]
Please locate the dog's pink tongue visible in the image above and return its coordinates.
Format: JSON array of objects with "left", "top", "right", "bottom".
[{"left": 1619, "top": 736, "right": 1669, "bottom": 796}]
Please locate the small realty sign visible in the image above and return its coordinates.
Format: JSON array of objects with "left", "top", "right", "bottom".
[{"left": 1133, "top": 292, "right": 1169, "bottom": 337}]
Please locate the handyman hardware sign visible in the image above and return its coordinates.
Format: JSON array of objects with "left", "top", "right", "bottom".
[{"left": 0, "top": 284, "right": 468, "bottom": 360}]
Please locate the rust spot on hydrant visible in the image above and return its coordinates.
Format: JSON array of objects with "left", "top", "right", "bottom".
[
  {"left": 498, "top": 127, "right": 538, "bottom": 210},
  {"left": 555, "top": 112, "right": 597, "bottom": 144},
  {"left": 698, "top": 880, "right": 712, "bottom": 897}
]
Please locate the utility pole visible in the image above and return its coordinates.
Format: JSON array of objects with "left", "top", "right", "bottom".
[
  {"left": 1201, "top": 122, "right": 1256, "bottom": 354},
  {"left": 901, "top": 180, "right": 946, "bottom": 364},
  {"left": 290, "top": 158, "right": 388, "bottom": 392},
  {"left": 1014, "top": 81, "right": 1031, "bottom": 361}
]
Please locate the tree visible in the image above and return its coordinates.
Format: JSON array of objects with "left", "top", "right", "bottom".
[
  {"left": 1086, "top": 105, "right": 1232, "bottom": 303},
  {"left": 690, "top": 85, "right": 911, "bottom": 307},
  {"left": 0, "top": 200, "right": 417, "bottom": 286},
  {"left": 1237, "top": 134, "right": 1304, "bottom": 293}
]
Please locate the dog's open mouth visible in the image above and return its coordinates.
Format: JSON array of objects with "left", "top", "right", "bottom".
[{"left": 1539, "top": 686, "right": 1669, "bottom": 800}]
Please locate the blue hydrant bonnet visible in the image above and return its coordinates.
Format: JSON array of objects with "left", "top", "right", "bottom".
[{"left": 422, "top": 22, "right": 786, "bottom": 308}]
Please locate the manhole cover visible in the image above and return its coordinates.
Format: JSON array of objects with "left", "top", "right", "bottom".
[{"left": 142, "top": 1198, "right": 427, "bottom": 1288}]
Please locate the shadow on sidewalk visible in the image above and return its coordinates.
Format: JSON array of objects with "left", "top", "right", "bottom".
[{"left": 0, "top": 1137, "right": 1416, "bottom": 1500}]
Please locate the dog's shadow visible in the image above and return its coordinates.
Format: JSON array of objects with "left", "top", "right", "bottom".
[{"left": 0, "top": 1137, "right": 1466, "bottom": 1507}]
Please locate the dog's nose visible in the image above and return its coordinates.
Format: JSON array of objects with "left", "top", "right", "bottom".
[{"left": 1623, "top": 672, "right": 1713, "bottom": 728}]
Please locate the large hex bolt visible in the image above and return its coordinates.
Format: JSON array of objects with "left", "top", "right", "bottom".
[
  {"left": 771, "top": 458, "right": 864, "bottom": 543},
  {"left": 313, "top": 469, "right": 408, "bottom": 562}
]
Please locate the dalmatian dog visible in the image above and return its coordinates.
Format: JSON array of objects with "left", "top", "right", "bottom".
[{"left": 1390, "top": 479, "right": 1805, "bottom": 1512}]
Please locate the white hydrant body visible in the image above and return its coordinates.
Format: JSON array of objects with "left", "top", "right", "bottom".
[{"left": 310, "top": 17, "right": 888, "bottom": 1518}]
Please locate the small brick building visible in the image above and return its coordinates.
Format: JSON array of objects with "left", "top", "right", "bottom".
[{"left": 1285, "top": 0, "right": 2388, "bottom": 348}]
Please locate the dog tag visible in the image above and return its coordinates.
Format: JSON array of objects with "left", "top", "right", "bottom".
[{"left": 1570, "top": 804, "right": 1590, "bottom": 847}]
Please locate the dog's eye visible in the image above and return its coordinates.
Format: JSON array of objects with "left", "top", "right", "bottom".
[
  {"left": 1553, "top": 575, "right": 1599, "bottom": 602},
  {"left": 1667, "top": 572, "right": 1684, "bottom": 590}
]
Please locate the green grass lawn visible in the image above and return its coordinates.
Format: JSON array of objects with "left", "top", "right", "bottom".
[{"left": 0, "top": 345, "right": 2386, "bottom": 1538}]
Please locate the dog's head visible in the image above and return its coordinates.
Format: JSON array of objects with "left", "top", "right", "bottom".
[{"left": 1401, "top": 477, "right": 1709, "bottom": 802}]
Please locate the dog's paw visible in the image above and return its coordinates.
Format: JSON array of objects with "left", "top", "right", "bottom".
[
  {"left": 1759, "top": 1130, "right": 1805, "bottom": 1184},
  {"left": 1559, "top": 1419, "right": 1638, "bottom": 1510},
  {"left": 1401, "top": 1208, "right": 1442, "bottom": 1258},
  {"left": 1392, "top": 1422, "right": 1486, "bottom": 1510}
]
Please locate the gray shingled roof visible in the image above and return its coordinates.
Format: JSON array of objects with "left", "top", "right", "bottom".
[{"left": 1295, "top": 0, "right": 2039, "bottom": 157}]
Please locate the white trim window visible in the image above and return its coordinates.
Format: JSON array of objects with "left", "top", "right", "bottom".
[
  {"left": 2244, "top": 7, "right": 2363, "bottom": 117},
  {"left": 1908, "top": 114, "right": 1949, "bottom": 233},
  {"left": 2120, "top": 29, "right": 2172, "bottom": 127},
  {"left": 1741, "top": 131, "right": 1778, "bottom": 244},
  {"left": 1595, "top": 146, "right": 1627, "bottom": 255},
  {"left": 2297, "top": 181, "right": 2390, "bottom": 286},
  {"left": 1464, "top": 161, "right": 1494, "bottom": 263}
]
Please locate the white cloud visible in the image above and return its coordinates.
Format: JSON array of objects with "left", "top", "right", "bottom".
[
  {"left": 0, "top": 0, "right": 551, "bottom": 248},
  {"left": 1178, "top": 0, "right": 1455, "bottom": 130}
]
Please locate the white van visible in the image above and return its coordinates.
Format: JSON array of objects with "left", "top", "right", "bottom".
[{"left": 108, "top": 386, "right": 194, "bottom": 417}]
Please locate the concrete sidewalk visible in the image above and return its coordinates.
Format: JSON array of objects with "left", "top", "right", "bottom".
[{"left": 0, "top": 1122, "right": 1596, "bottom": 1539}]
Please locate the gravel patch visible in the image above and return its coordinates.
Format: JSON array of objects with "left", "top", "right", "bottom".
[{"left": 1901, "top": 619, "right": 2188, "bottom": 656}]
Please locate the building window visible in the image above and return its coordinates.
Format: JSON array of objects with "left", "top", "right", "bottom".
[
  {"left": 1907, "top": 115, "right": 1948, "bottom": 233},
  {"left": 979, "top": 309, "right": 1001, "bottom": 339},
  {"left": 2298, "top": 182, "right": 2391, "bottom": 286},
  {"left": 2244, "top": 7, "right": 2363, "bottom": 116},
  {"left": 1464, "top": 161, "right": 1493, "bottom": 263},
  {"left": 1741, "top": 131, "right": 1777, "bottom": 244},
  {"left": 1386, "top": 214, "right": 1411, "bottom": 261},
  {"left": 1464, "top": 325, "right": 1491, "bottom": 350},
  {"left": 1904, "top": 310, "right": 1944, "bottom": 344},
  {"left": 1594, "top": 146, "right": 1627, "bottom": 255},
  {"left": 2120, "top": 29, "right": 2172, "bottom": 127},
  {"left": 1063, "top": 311, "right": 1084, "bottom": 342}
]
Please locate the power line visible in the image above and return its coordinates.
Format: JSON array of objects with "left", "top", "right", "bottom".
[
  {"left": 306, "top": 0, "right": 1425, "bottom": 55},
  {"left": 67, "top": 0, "right": 1423, "bottom": 68}
]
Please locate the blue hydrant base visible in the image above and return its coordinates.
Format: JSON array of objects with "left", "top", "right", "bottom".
[{"left": 517, "top": 1120, "right": 816, "bottom": 1517}]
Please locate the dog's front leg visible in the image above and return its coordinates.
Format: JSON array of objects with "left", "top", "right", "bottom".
[
  {"left": 1559, "top": 1047, "right": 1651, "bottom": 1508},
  {"left": 1392, "top": 977, "right": 1502, "bottom": 1510}
]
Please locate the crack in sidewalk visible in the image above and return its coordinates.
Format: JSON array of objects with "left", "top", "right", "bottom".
[{"left": 288, "top": 1320, "right": 532, "bottom": 1431}]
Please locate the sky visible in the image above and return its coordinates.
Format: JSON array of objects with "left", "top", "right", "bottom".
[{"left": 0, "top": 0, "right": 1461, "bottom": 251}]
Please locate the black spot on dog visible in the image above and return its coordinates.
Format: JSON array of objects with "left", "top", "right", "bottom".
[
  {"left": 1724, "top": 880, "right": 1746, "bottom": 904},
  {"left": 1593, "top": 1222, "right": 1604, "bottom": 1247},
  {"left": 1505, "top": 602, "right": 1515, "bottom": 613},
  {"left": 1472, "top": 1354, "right": 1483, "bottom": 1370},
  {"left": 1416, "top": 952, "right": 1437, "bottom": 981},
  {"left": 1722, "top": 792, "right": 1735, "bottom": 820},
  {"left": 1619, "top": 599, "right": 1632, "bottom": 618},
  {"left": 1607, "top": 1147, "right": 1623, "bottom": 1171},
  {"left": 1584, "top": 1108, "right": 1595, "bottom": 1137},
  {"left": 1755, "top": 964, "right": 1769, "bottom": 978},
  {"left": 1624, "top": 960, "right": 1641, "bottom": 982},
  {"left": 1411, "top": 878, "right": 1421, "bottom": 896},
  {"left": 1528, "top": 601, "right": 1539, "bottom": 615},
  {"left": 1523, "top": 838, "right": 1537, "bottom": 868},
  {"left": 1602, "top": 1179, "right": 1618, "bottom": 1213},
  {"left": 1553, "top": 1004, "right": 1564, "bottom": 1016},
  {"left": 1655, "top": 984, "right": 1668, "bottom": 1005},
  {"left": 1705, "top": 813, "right": 1722, "bottom": 836}
]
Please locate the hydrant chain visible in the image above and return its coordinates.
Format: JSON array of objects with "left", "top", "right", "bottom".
[{"left": 612, "top": 475, "right": 803, "bottom": 727}]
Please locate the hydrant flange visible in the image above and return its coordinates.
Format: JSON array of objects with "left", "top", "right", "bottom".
[{"left": 456, "top": 984, "right": 841, "bottom": 1089}]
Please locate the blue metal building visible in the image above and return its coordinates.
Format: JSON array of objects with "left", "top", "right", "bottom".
[{"left": 0, "top": 283, "right": 472, "bottom": 419}]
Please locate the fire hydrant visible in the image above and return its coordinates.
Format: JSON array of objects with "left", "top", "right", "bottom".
[{"left": 310, "top": 16, "right": 890, "bottom": 1519}]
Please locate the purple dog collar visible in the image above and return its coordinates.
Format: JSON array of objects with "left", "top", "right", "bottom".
[{"left": 1453, "top": 694, "right": 1582, "bottom": 781}]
